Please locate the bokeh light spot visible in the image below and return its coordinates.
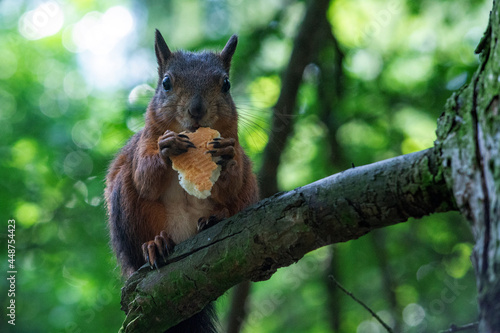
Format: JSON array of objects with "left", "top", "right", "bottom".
[
  {"left": 248, "top": 76, "right": 281, "bottom": 108},
  {"left": 11, "top": 138, "right": 37, "bottom": 168},
  {"left": 402, "top": 303, "right": 426, "bottom": 327},
  {"left": 64, "top": 151, "right": 93, "bottom": 179},
  {"left": 14, "top": 202, "right": 41, "bottom": 227},
  {"left": 69, "top": 6, "right": 134, "bottom": 55},
  {"left": 18, "top": 1, "right": 64, "bottom": 40},
  {"left": 39, "top": 91, "right": 68, "bottom": 118},
  {"left": 72, "top": 120, "right": 101, "bottom": 149},
  {"left": 0, "top": 48, "right": 18, "bottom": 79},
  {"left": 64, "top": 71, "right": 92, "bottom": 99},
  {"left": 337, "top": 120, "right": 387, "bottom": 149},
  {"left": 0, "top": 89, "right": 17, "bottom": 120}
]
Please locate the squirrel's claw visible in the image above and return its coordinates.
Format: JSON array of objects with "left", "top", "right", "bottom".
[
  {"left": 208, "top": 137, "right": 235, "bottom": 149},
  {"left": 197, "top": 216, "right": 219, "bottom": 232},
  {"left": 141, "top": 242, "right": 154, "bottom": 269},
  {"left": 207, "top": 137, "right": 236, "bottom": 166},
  {"left": 158, "top": 130, "right": 195, "bottom": 158},
  {"left": 197, "top": 208, "right": 229, "bottom": 232},
  {"left": 142, "top": 243, "right": 151, "bottom": 268},
  {"left": 142, "top": 231, "right": 176, "bottom": 269},
  {"left": 208, "top": 146, "right": 235, "bottom": 158}
]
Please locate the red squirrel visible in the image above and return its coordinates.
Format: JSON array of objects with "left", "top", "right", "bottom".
[{"left": 104, "top": 30, "right": 259, "bottom": 332}]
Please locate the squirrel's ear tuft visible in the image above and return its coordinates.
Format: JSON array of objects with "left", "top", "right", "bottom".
[
  {"left": 155, "top": 29, "right": 171, "bottom": 76},
  {"left": 220, "top": 34, "right": 238, "bottom": 71}
]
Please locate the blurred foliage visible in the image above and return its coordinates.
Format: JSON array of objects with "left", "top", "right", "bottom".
[{"left": 0, "top": 0, "right": 489, "bottom": 332}]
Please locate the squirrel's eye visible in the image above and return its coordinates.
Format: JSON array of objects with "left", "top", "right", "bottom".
[
  {"left": 222, "top": 77, "right": 230, "bottom": 93},
  {"left": 162, "top": 76, "right": 172, "bottom": 91}
]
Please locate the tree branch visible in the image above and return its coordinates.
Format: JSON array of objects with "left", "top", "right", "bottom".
[
  {"left": 328, "top": 275, "right": 394, "bottom": 333},
  {"left": 120, "top": 148, "right": 456, "bottom": 332}
]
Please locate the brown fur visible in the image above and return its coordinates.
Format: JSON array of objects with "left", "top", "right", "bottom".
[{"left": 105, "top": 31, "right": 259, "bottom": 277}]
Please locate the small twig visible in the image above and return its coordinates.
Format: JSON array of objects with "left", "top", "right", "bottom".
[
  {"left": 439, "top": 322, "right": 479, "bottom": 333},
  {"left": 328, "top": 275, "right": 394, "bottom": 333}
]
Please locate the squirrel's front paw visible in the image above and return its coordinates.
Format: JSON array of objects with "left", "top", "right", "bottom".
[
  {"left": 158, "top": 130, "right": 195, "bottom": 160},
  {"left": 208, "top": 137, "right": 236, "bottom": 169},
  {"left": 142, "top": 231, "right": 176, "bottom": 269}
]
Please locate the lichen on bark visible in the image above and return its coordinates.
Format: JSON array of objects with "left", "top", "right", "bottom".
[{"left": 435, "top": 6, "right": 500, "bottom": 332}]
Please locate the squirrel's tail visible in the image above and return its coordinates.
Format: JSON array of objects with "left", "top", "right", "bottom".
[{"left": 166, "top": 303, "right": 217, "bottom": 333}]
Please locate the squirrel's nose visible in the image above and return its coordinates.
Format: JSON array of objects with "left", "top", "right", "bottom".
[{"left": 188, "top": 95, "right": 206, "bottom": 120}]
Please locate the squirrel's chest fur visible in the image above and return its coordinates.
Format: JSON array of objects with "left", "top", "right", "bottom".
[{"left": 161, "top": 179, "right": 215, "bottom": 244}]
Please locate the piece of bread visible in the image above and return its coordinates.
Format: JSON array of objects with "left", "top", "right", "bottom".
[{"left": 170, "top": 127, "right": 221, "bottom": 199}]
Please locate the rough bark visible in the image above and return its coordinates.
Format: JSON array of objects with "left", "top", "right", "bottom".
[
  {"left": 119, "top": 148, "right": 455, "bottom": 332},
  {"left": 435, "top": 4, "right": 500, "bottom": 331}
]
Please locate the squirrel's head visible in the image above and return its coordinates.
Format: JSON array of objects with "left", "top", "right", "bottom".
[{"left": 148, "top": 30, "right": 239, "bottom": 138}]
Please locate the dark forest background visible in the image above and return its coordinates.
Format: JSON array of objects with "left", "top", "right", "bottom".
[{"left": 0, "top": 0, "right": 489, "bottom": 332}]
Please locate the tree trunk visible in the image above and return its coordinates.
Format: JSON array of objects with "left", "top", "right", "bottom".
[{"left": 435, "top": 5, "right": 500, "bottom": 332}]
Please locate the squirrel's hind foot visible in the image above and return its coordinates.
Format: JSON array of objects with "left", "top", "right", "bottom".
[{"left": 142, "top": 230, "right": 176, "bottom": 269}]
